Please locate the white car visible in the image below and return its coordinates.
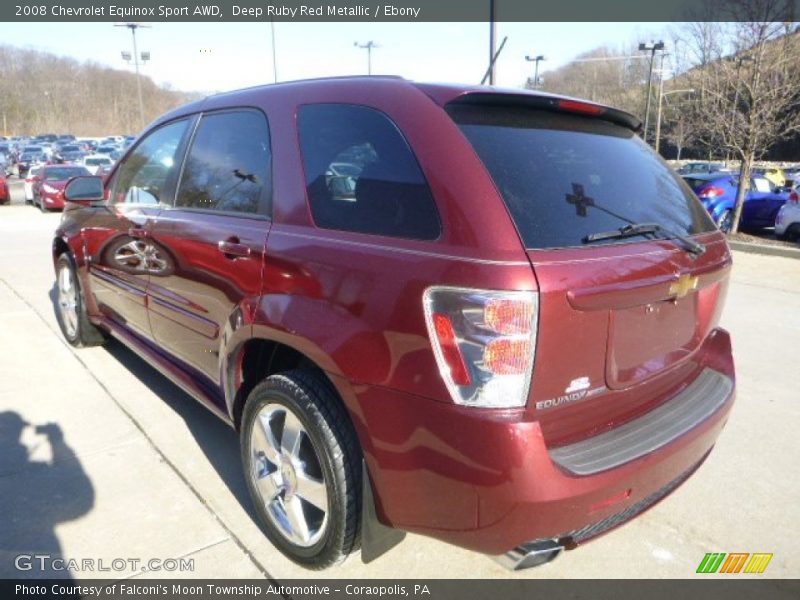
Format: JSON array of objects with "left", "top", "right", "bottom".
[
  {"left": 81, "top": 154, "right": 113, "bottom": 175},
  {"left": 775, "top": 194, "right": 800, "bottom": 240},
  {"left": 24, "top": 165, "right": 43, "bottom": 203}
]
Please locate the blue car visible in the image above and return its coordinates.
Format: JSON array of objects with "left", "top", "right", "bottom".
[{"left": 683, "top": 173, "right": 791, "bottom": 232}]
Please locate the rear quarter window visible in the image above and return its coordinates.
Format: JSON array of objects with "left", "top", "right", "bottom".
[
  {"left": 448, "top": 104, "right": 715, "bottom": 249},
  {"left": 298, "top": 103, "right": 440, "bottom": 240}
]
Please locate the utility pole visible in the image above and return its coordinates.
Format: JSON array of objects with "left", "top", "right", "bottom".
[
  {"left": 525, "top": 54, "right": 546, "bottom": 89},
  {"left": 638, "top": 40, "right": 665, "bottom": 144},
  {"left": 354, "top": 41, "right": 380, "bottom": 75},
  {"left": 480, "top": 36, "right": 508, "bottom": 85},
  {"left": 116, "top": 22, "right": 151, "bottom": 131},
  {"left": 488, "top": 0, "right": 497, "bottom": 84}
]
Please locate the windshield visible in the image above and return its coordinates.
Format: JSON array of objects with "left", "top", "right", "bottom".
[
  {"left": 86, "top": 158, "right": 110, "bottom": 166},
  {"left": 448, "top": 104, "right": 716, "bottom": 249}
]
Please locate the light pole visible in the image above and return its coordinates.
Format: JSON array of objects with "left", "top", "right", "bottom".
[
  {"left": 354, "top": 41, "right": 380, "bottom": 75},
  {"left": 270, "top": 20, "right": 278, "bottom": 83},
  {"left": 116, "top": 22, "right": 151, "bottom": 131},
  {"left": 525, "top": 54, "right": 546, "bottom": 89},
  {"left": 638, "top": 40, "right": 665, "bottom": 143},
  {"left": 655, "top": 88, "right": 694, "bottom": 154}
]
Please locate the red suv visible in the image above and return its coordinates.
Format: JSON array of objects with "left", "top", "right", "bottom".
[{"left": 53, "top": 77, "right": 735, "bottom": 571}]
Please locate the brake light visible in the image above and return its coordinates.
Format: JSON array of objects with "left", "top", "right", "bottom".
[
  {"left": 558, "top": 99, "right": 605, "bottom": 115},
  {"left": 698, "top": 186, "right": 724, "bottom": 198},
  {"left": 424, "top": 287, "right": 538, "bottom": 408},
  {"left": 790, "top": 190, "right": 799, "bottom": 204}
]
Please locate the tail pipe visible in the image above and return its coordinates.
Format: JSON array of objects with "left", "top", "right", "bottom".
[{"left": 493, "top": 539, "right": 563, "bottom": 571}]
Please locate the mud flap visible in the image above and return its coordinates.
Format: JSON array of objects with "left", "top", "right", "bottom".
[{"left": 360, "top": 461, "right": 406, "bottom": 563}]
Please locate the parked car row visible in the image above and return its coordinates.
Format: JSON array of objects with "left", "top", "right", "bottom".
[
  {"left": 1, "top": 133, "right": 125, "bottom": 210},
  {"left": 682, "top": 173, "right": 793, "bottom": 232},
  {"left": 680, "top": 163, "right": 800, "bottom": 240},
  {"left": 1, "top": 133, "right": 133, "bottom": 179}
]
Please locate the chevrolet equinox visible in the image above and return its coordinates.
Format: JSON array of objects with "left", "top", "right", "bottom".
[{"left": 53, "top": 77, "right": 735, "bottom": 570}]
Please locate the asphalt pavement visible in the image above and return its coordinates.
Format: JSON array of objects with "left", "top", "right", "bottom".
[{"left": 0, "top": 180, "right": 797, "bottom": 580}]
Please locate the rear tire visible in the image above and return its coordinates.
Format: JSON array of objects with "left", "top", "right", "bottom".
[
  {"left": 55, "top": 253, "right": 107, "bottom": 347},
  {"left": 241, "top": 369, "right": 361, "bottom": 570},
  {"left": 782, "top": 223, "right": 800, "bottom": 242}
]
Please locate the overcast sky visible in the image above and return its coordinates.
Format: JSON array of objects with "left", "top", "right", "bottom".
[{"left": 0, "top": 21, "right": 669, "bottom": 93}]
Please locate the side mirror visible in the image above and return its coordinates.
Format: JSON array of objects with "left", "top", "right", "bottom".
[{"left": 64, "top": 176, "right": 104, "bottom": 203}]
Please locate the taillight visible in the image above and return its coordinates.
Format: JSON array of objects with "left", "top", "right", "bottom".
[
  {"left": 698, "top": 186, "right": 724, "bottom": 199},
  {"left": 423, "top": 287, "right": 538, "bottom": 408},
  {"left": 790, "top": 190, "right": 799, "bottom": 204}
]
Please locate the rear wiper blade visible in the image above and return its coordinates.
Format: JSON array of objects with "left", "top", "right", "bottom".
[{"left": 583, "top": 222, "right": 706, "bottom": 256}]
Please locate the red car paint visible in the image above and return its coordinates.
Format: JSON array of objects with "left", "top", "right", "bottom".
[
  {"left": 54, "top": 77, "right": 735, "bottom": 560},
  {"left": 0, "top": 174, "right": 9, "bottom": 204},
  {"left": 35, "top": 165, "right": 91, "bottom": 211}
]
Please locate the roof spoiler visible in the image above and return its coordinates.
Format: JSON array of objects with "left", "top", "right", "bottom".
[{"left": 447, "top": 92, "right": 642, "bottom": 132}]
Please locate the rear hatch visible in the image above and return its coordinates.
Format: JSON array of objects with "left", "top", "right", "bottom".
[{"left": 448, "top": 98, "right": 731, "bottom": 446}]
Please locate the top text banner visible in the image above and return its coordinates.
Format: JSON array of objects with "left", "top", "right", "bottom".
[{"left": 5, "top": 0, "right": 800, "bottom": 22}]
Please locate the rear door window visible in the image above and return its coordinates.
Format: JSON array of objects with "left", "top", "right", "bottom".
[
  {"left": 448, "top": 104, "right": 715, "bottom": 249},
  {"left": 751, "top": 178, "right": 772, "bottom": 193},
  {"left": 298, "top": 103, "right": 440, "bottom": 240}
]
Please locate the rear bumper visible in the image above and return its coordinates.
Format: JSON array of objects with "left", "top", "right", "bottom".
[{"left": 336, "top": 328, "right": 735, "bottom": 555}]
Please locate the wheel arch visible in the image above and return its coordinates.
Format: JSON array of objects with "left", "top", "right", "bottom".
[
  {"left": 227, "top": 336, "right": 356, "bottom": 435},
  {"left": 52, "top": 236, "right": 71, "bottom": 265}
]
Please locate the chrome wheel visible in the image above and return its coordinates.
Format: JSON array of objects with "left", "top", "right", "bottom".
[
  {"left": 113, "top": 240, "right": 168, "bottom": 274},
  {"left": 57, "top": 264, "right": 79, "bottom": 338},
  {"left": 249, "top": 403, "right": 329, "bottom": 547},
  {"left": 718, "top": 210, "right": 733, "bottom": 233}
]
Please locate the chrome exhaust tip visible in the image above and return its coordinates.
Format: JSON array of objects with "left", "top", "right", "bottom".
[{"left": 492, "top": 539, "right": 563, "bottom": 571}]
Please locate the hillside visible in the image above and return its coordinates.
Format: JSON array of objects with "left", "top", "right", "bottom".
[{"left": 0, "top": 45, "right": 199, "bottom": 136}]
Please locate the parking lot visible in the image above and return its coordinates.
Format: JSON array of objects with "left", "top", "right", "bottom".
[{"left": 0, "top": 177, "right": 798, "bottom": 581}]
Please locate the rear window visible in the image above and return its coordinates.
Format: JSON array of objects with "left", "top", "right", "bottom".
[
  {"left": 448, "top": 104, "right": 715, "bottom": 249},
  {"left": 43, "top": 167, "right": 89, "bottom": 181},
  {"left": 683, "top": 177, "right": 716, "bottom": 190}
]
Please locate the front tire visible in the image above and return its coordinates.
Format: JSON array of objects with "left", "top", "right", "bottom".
[
  {"left": 241, "top": 369, "right": 361, "bottom": 569},
  {"left": 55, "top": 253, "right": 107, "bottom": 347}
]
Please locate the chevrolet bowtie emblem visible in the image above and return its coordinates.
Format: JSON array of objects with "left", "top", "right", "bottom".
[{"left": 669, "top": 273, "right": 699, "bottom": 298}]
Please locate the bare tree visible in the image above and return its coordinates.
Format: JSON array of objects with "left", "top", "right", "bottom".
[
  {"left": 0, "top": 44, "right": 199, "bottom": 136},
  {"left": 535, "top": 44, "right": 651, "bottom": 118},
  {"left": 677, "top": 0, "right": 800, "bottom": 233},
  {"left": 663, "top": 110, "right": 698, "bottom": 160}
]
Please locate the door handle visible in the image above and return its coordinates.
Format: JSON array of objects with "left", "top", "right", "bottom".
[
  {"left": 128, "top": 227, "right": 150, "bottom": 238},
  {"left": 218, "top": 239, "right": 251, "bottom": 258}
]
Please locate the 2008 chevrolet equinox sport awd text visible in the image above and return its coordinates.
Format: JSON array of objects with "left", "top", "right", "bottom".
[{"left": 53, "top": 77, "right": 735, "bottom": 571}]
